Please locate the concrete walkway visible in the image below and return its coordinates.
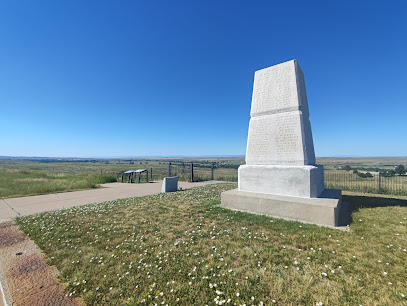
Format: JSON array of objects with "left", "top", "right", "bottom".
[{"left": 0, "top": 181, "right": 222, "bottom": 223}]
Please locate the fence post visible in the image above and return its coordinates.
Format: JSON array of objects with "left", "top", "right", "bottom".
[
  {"left": 138, "top": 172, "right": 141, "bottom": 183},
  {"left": 190, "top": 162, "right": 194, "bottom": 182},
  {"left": 150, "top": 168, "right": 153, "bottom": 180},
  {"left": 181, "top": 162, "right": 185, "bottom": 180},
  {"left": 378, "top": 172, "right": 382, "bottom": 194},
  {"left": 168, "top": 162, "right": 171, "bottom": 177},
  {"left": 146, "top": 170, "right": 149, "bottom": 183},
  {"left": 211, "top": 162, "right": 214, "bottom": 180}
]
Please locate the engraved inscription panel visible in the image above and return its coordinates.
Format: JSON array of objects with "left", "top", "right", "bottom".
[
  {"left": 246, "top": 119, "right": 271, "bottom": 164},
  {"left": 244, "top": 60, "right": 316, "bottom": 166},
  {"left": 251, "top": 60, "right": 298, "bottom": 116},
  {"left": 246, "top": 112, "right": 306, "bottom": 165}
]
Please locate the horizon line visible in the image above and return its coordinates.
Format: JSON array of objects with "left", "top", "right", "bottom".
[{"left": 1, "top": 155, "right": 406, "bottom": 160}]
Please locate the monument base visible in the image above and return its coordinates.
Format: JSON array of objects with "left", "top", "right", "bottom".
[
  {"left": 238, "top": 165, "right": 324, "bottom": 198},
  {"left": 221, "top": 188, "right": 344, "bottom": 228}
]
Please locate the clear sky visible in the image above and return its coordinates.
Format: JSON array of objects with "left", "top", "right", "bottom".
[{"left": 1, "top": 1, "right": 406, "bottom": 158}]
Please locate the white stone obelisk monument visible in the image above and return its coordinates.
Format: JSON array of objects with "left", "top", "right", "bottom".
[
  {"left": 240, "top": 59, "right": 324, "bottom": 198},
  {"left": 221, "top": 60, "right": 343, "bottom": 227}
]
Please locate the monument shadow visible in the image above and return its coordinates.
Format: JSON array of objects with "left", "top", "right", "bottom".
[
  {"left": 343, "top": 194, "right": 407, "bottom": 212},
  {"left": 336, "top": 194, "right": 407, "bottom": 227}
]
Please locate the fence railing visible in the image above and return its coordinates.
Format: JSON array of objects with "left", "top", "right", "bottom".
[
  {"left": 324, "top": 172, "right": 407, "bottom": 196},
  {"left": 116, "top": 164, "right": 407, "bottom": 196},
  {"left": 161, "top": 162, "right": 238, "bottom": 183},
  {"left": 117, "top": 162, "right": 239, "bottom": 184}
]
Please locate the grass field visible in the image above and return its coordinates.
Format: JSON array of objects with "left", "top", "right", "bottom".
[
  {"left": 316, "top": 157, "right": 407, "bottom": 171},
  {"left": 0, "top": 158, "right": 243, "bottom": 199},
  {"left": 325, "top": 171, "right": 407, "bottom": 196},
  {"left": 16, "top": 183, "right": 407, "bottom": 305},
  {"left": 0, "top": 168, "right": 117, "bottom": 198},
  {"left": 1, "top": 157, "right": 406, "bottom": 199}
]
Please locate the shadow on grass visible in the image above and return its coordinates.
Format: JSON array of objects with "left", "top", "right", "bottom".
[
  {"left": 338, "top": 195, "right": 407, "bottom": 227},
  {"left": 343, "top": 194, "right": 407, "bottom": 213},
  {"left": 334, "top": 194, "right": 407, "bottom": 227}
]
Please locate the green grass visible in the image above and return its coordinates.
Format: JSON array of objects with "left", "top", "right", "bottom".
[
  {"left": 0, "top": 169, "right": 117, "bottom": 198},
  {"left": 0, "top": 159, "right": 240, "bottom": 198},
  {"left": 16, "top": 183, "right": 407, "bottom": 305},
  {"left": 2, "top": 158, "right": 405, "bottom": 198},
  {"left": 325, "top": 171, "right": 407, "bottom": 196}
]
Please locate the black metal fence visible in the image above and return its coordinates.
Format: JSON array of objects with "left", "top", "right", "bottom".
[
  {"left": 117, "top": 163, "right": 407, "bottom": 196},
  {"left": 119, "top": 162, "right": 239, "bottom": 183},
  {"left": 167, "top": 162, "right": 195, "bottom": 182},
  {"left": 324, "top": 172, "right": 407, "bottom": 196},
  {"left": 165, "top": 162, "right": 238, "bottom": 182}
]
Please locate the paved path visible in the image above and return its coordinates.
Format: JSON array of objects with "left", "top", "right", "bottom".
[{"left": 0, "top": 181, "right": 222, "bottom": 223}]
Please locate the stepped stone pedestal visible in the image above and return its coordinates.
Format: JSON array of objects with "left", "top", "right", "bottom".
[
  {"left": 221, "top": 60, "right": 345, "bottom": 228},
  {"left": 238, "top": 164, "right": 324, "bottom": 198}
]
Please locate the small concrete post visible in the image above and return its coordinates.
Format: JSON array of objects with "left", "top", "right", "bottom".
[
  {"left": 190, "top": 162, "right": 194, "bottom": 182},
  {"left": 168, "top": 162, "right": 171, "bottom": 177},
  {"left": 162, "top": 177, "right": 178, "bottom": 193},
  {"left": 211, "top": 162, "right": 214, "bottom": 180}
]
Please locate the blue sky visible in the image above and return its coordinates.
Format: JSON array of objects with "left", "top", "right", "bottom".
[{"left": 1, "top": 1, "right": 406, "bottom": 157}]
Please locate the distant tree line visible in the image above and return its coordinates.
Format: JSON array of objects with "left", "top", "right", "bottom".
[
  {"left": 217, "top": 164, "right": 241, "bottom": 169},
  {"left": 352, "top": 170, "right": 373, "bottom": 178},
  {"left": 342, "top": 164, "right": 406, "bottom": 177},
  {"left": 395, "top": 165, "right": 406, "bottom": 175},
  {"left": 38, "top": 159, "right": 99, "bottom": 163}
]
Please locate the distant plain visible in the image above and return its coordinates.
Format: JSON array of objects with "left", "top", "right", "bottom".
[{"left": 1, "top": 157, "right": 406, "bottom": 199}]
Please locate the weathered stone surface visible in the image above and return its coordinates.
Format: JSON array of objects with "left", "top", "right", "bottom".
[
  {"left": 246, "top": 60, "right": 315, "bottom": 166},
  {"left": 246, "top": 111, "right": 315, "bottom": 166},
  {"left": 221, "top": 189, "right": 343, "bottom": 228},
  {"left": 238, "top": 164, "right": 324, "bottom": 198},
  {"left": 161, "top": 177, "right": 178, "bottom": 193},
  {"left": 221, "top": 59, "right": 346, "bottom": 227},
  {"left": 240, "top": 59, "right": 322, "bottom": 198}
]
